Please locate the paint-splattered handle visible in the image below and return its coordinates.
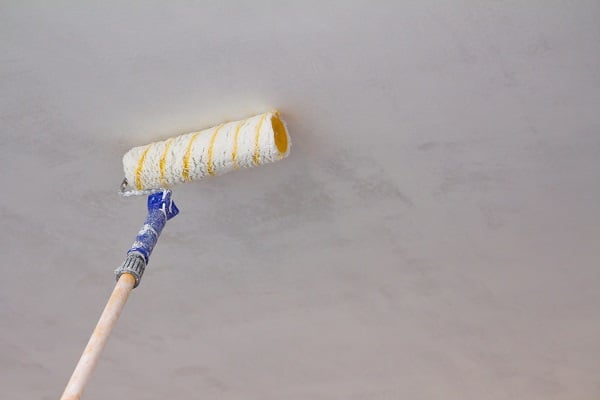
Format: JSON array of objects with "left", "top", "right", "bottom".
[
  {"left": 128, "top": 190, "right": 179, "bottom": 263},
  {"left": 115, "top": 190, "right": 179, "bottom": 288}
]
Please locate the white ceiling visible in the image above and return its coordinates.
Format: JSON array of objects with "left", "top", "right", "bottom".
[{"left": 2, "top": 2, "right": 599, "bottom": 399}]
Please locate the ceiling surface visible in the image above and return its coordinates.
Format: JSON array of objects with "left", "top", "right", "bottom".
[{"left": 2, "top": 2, "right": 599, "bottom": 399}]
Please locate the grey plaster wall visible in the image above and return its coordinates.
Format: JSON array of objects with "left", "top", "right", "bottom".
[{"left": 1, "top": 2, "right": 599, "bottom": 399}]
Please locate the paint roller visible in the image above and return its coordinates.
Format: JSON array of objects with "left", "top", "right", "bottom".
[
  {"left": 120, "top": 111, "right": 290, "bottom": 195},
  {"left": 61, "top": 111, "right": 291, "bottom": 400}
]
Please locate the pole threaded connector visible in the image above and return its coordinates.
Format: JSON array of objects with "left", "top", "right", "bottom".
[{"left": 115, "top": 253, "right": 146, "bottom": 288}]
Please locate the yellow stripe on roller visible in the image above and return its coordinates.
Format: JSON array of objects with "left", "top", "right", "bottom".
[
  {"left": 253, "top": 113, "right": 268, "bottom": 166},
  {"left": 207, "top": 124, "right": 224, "bottom": 176},
  {"left": 135, "top": 144, "right": 153, "bottom": 190},
  {"left": 159, "top": 137, "right": 174, "bottom": 187},
  {"left": 231, "top": 119, "right": 246, "bottom": 170},
  {"left": 182, "top": 132, "right": 201, "bottom": 182}
]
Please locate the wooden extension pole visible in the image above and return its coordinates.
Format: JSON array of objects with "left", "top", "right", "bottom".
[
  {"left": 61, "top": 273, "right": 136, "bottom": 400},
  {"left": 61, "top": 189, "right": 179, "bottom": 399}
]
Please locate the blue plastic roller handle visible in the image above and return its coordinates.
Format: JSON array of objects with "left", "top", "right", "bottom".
[{"left": 128, "top": 190, "right": 179, "bottom": 264}]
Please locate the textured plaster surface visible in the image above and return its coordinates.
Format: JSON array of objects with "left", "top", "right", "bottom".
[{"left": 1, "top": 2, "right": 599, "bottom": 399}]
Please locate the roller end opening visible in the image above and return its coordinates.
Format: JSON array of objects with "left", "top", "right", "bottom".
[{"left": 271, "top": 114, "right": 289, "bottom": 155}]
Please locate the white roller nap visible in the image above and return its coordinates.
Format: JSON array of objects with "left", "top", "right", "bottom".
[{"left": 122, "top": 111, "right": 291, "bottom": 195}]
